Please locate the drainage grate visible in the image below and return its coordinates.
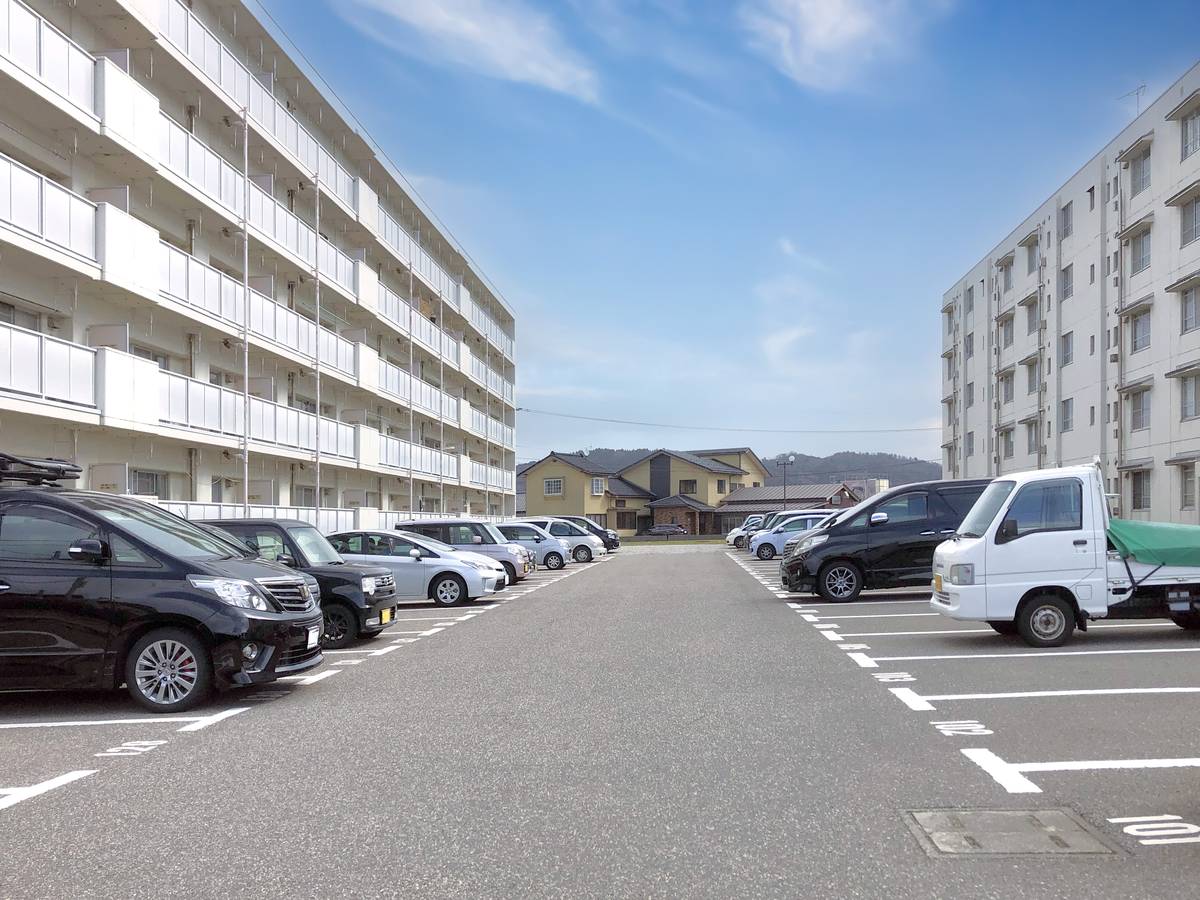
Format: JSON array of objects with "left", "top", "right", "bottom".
[{"left": 905, "top": 809, "right": 1120, "bottom": 857}]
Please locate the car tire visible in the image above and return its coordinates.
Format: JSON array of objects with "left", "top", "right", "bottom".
[
  {"left": 125, "top": 628, "right": 212, "bottom": 714},
  {"left": 322, "top": 604, "right": 359, "bottom": 650},
  {"left": 574, "top": 545, "right": 593, "bottom": 563},
  {"left": 756, "top": 544, "right": 776, "bottom": 560},
  {"left": 734, "top": 536, "right": 746, "bottom": 549},
  {"left": 987, "top": 620, "right": 1018, "bottom": 636},
  {"left": 501, "top": 561, "right": 518, "bottom": 585},
  {"left": 816, "top": 562, "right": 863, "bottom": 603},
  {"left": 430, "top": 573, "right": 468, "bottom": 607},
  {"left": 544, "top": 552, "right": 565, "bottom": 571},
  {"left": 1170, "top": 613, "right": 1200, "bottom": 630},
  {"left": 1016, "top": 595, "right": 1075, "bottom": 647}
]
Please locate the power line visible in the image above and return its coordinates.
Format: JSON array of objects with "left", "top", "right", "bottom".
[{"left": 516, "top": 406, "right": 942, "bottom": 435}]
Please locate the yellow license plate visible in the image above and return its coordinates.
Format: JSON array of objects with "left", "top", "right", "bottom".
[
  {"left": 381, "top": 608, "right": 393, "bottom": 625},
  {"left": 933, "top": 574, "right": 943, "bottom": 592}
]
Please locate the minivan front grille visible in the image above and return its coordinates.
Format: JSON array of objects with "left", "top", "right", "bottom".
[
  {"left": 278, "top": 644, "right": 321, "bottom": 670},
  {"left": 257, "top": 577, "right": 317, "bottom": 613},
  {"left": 375, "top": 573, "right": 395, "bottom": 592}
]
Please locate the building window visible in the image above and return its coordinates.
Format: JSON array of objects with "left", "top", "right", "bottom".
[
  {"left": 717, "top": 479, "right": 726, "bottom": 494},
  {"left": 543, "top": 478, "right": 563, "bottom": 496},
  {"left": 965, "top": 432, "right": 975, "bottom": 457},
  {"left": 679, "top": 480, "right": 697, "bottom": 494},
  {"left": 130, "top": 469, "right": 169, "bottom": 498},
  {"left": 1131, "top": 310, "right": 1151, "bottom": 353},
  {"left": 616, "top": 511, "right": 637, "bottom": 530},
  {"left": 591, "top": 477, "right": 604, "bottom": 496},
  {"left": 1090, "top": 334, "right": 1096, "bottom": 356},
  {"left": 1130, "top": 148, "right": 1151, "bottom": 196},
  {"left": 945, "top": 310, "right": 954, "bottom": 334},
  {"left": 1088, "top": 186, "right": 1095, "bottom": 210},
  {"left": 1130, "top": 390, "right": 1150, "bottom": 431},
  {"left": 1131, "top": 470, "right": 1150, "bottom": 511},
  {"left": 1182, "top": 288, "right": 1198, "bottom": 334},
  {"left": 1059, "top": 202, "right": 1073, "bottom": 239},
  {"left": 1131, "top": 230, "right": 1151, "bottom": 274},
  {"left": 1026, "top": 362, "right": 1039, "bottom": 395},
  {"left": 1185, "top": 109, "right": 1200, "bottom": 160},
  {"left": 1060, "top": 332, "right": 1073, "bottom": 366},
  {"left": 1060, "top": 264, "right": 1073, "bottom": 300},
  {"left": 293, "top": 485, "right": 316, "bottom": 507},
  {"left": 1060, "top": 398, "right": 1074, "bottom": 433},
  {"left": 1089, "top": 263, "right": 1095, "bottom": 284},
  {"left": 1026, "top": 422, "right": 1039, "bottom": 455},
  {"left": 965, "top": 332, "right": 974, "bottom": 359},
  {"left": 1090, "top": 405, "right": 1096, "bottom": 426},
  {"left": 1002, "top": 264, "right": 1012, "bottom": 293},
  {"left": 1026, "top": 303, "right": 1038, "bottom": 335},
  {"left": 1026, "top": 242, "right": 1038, "bottom": 275},
  {"left": 1001, "top": 318, "right": 1013, "bottom": 347},
  {"left": 1001, "top": 430, "right": 1014, "bottom": 459},
  {"left": 1183, "top": 197, "right": 1200, "bottom": 248},
  {"left": 132, "top": 345, "right": 170, "bottom": 371},
  {"left": 615, "top": 499, "right": 627, "bottom": 509},
  {"left": 1182, "top": 375, "right": 1200, "bottom": 420},
  {"left": 1183, "top": 464, "right": 1197, "bottom": 509},
  {"left": 965, "top": 382, "right": 974, "bottom": 408},
  {"left": 1001, "top": 374, "right": 1014, "bottom": 404},
  {"left": 965, "top": 285, "right": 974, "bottom": 313}
]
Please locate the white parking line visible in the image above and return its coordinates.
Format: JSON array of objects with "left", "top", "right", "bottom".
[
  {"left": 891, "top": 685, "right": 1200, "bottom": 712},
  {"left": 866, "top": 646, "right": 1200, "bottom": 665},
  {"left": 816, "top": 612, "right": 941, "bottom": 620},
  {"left": 962, "top": 747, "right": 1200, "bottom": 795},
  {"left": 0, "top": 707, "right": 249, "bottom": 733},
  {"left": 842, "top": 622, "right": 1178, "bottom": 639},
  {"left": 0, "top": 771, "right": 97, "bottom": 811},
  {"left": 278, "top": 670, "right": 339, "bottom": 686}
]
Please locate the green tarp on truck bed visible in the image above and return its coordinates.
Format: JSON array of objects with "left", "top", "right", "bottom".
[{"left": 1108, "top": 517, "right": 1200, "bottom": 567}]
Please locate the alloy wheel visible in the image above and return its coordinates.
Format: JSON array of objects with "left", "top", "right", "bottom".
[
  {"left": 134, "top": 639, "right": 199, "bottom": 706},
  {"left": 436, "top": 579, "right": 461, "bottom": 604},
  {"left": 824, "top": 567, "right": 858, "bottom": 599}
]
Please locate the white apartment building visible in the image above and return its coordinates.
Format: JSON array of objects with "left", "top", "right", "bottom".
[
  {"left": 942, "top": 61, "right": 1200, "bottom": 522},
  {"left": 0, "top": 0, "right": 517, "bottom": 530}
]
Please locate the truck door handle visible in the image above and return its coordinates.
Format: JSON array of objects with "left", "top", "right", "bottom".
[
  {"left": 940, "top": 529, "right": 957, "bottom": 534},
  {"left": 1073, "top": 539, "right": 1088, "bottom": 546},
  {"left": 920, "top": 530, "right": 936, "bottom": 536},
  {"left": 0, "top": 581, "right": 9, "bottom": 592}
]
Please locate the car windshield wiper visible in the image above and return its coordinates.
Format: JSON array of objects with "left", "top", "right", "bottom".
[{"left": 958, "top": 531, "right": 979, "bottom": 539}]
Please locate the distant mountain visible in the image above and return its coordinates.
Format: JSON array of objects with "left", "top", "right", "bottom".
[{"left": 761, "top": 452, "right": 941, "bottom": 487}]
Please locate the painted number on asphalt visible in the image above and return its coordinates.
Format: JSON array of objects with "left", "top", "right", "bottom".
[
  {"left": 1109, "top": 815, "right": 1200, "bottom": 845},
  {"left": 931, "top": 719, "right": 993, "bottom": 736},
  {"left": 94, "top": 740, "right": 168, "bottom": 758},
  {"left": 873, "top": 672, "right": 915, "bottom": 683}
]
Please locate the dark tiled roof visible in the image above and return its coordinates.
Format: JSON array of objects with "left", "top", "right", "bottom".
[
  {"left": 524, "top": 452, "right": 616, "bottom": 476},
  {"left": 607, "top": 477, "right": 654, "bottom": 498},
  {"left": 646, "top": 494, "right": 716, "bottom": 512},
  {"left": 720, "top": 483, "right": 858, "bottom": 504},
  {"left": 689, "top": 447, "right": 768, "bottom": 474},
  {"left": 620, "top": 449, "right": 745, "bottom": 476}
]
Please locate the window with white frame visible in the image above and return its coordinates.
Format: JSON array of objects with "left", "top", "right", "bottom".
[
  {"left": 965, "top": 431, "right": 975, "bottom": 457},
  {"left": 1060, "top": 264, "right": 1073, "bottom": 300},
  {"left": 1001, "top": 317, "right": 1013, "bottom": 347},
  {"left": 1026, "top": 302, "right": 1038, "bottom": 335},
  {"left": 1186, "top": 109, "right": 1200, "bottom": 160},
  {"left": 1026, "top": 362, "right": 1039, "bottom": 395},
  {"left": 1002, "top": 263, "right": 1013, "bottom": 293},
  {"left": 1182, "top": 375, "right": 1200, "bottom": 420},
  {"left": 1182, "top": 287, "right": 1198, "bottom": 334},
  {"left": 1131, "top": 470, "right": 1150, "bottom": 510},
  {"left": 1026, "top": 422, "right": 1039, "bottom": 455},
  {"left": 1183, "top": 464, "right": 1196, "bottom": 509},
  {"left": 965, "top": 285, "right": 974, "bottom": 314},
  {"left": 1059, "top": 202, "right": 1073, "bottom": 239},
  {"left": 1131, "top": 148, "right": 1151, "bottom": 195},
  {"left": 1131, "top": 310, "right": 1151, "bottom": 352},
  {"left": 1131, "top": 230, "right": 1152, "bottom": 274},
  {"left": 965, "top": 382, "right": 975, "bottom": 408},
  {"left": 1001, "top": 373, "right": 1014, "bottom": 404},
  {"left": 1001, "top": 429, "right": 1014, "bottom": 459},
  {"left": 130, "top": 469, "right": 170, "bottom": 499},
  {"left": 1060, "top": 397, "right": 1074, "bottom": 433},
  {"left": 1130, "top": 390, "right": 1151, "bottom": 431},
  {"left": 591, "top": 477, "right": 604, "bottom": 496},
  {"left": 945, "top": 310, "right": 954, "bottom": 334},
  {"left": 965, "top": 332, "right": 974, "bottom": 359},
  {"left": 1026, "top": 242, "right": 1038, "bottom": 275},
  {"left": 1060, "top": 331, "right": 1073, "bottom": 366},
  {"left": 1183, "top": 197, "right": 1199, "bottom": 247},
  {"left": 543, "top": 478, "right": 564, "bottom": 497}
]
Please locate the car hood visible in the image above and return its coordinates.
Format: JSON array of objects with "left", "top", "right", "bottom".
[
  {"left": 303, "top": 562, "right": 393, "bottom": 581},
  {"left": 186, "top": 556, "right": 301, "bottom": 581},
  {"left": 454, "top": 550, "right": 505, "bottom": 570}
]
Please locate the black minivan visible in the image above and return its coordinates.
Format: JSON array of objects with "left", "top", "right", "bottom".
[
  {"left": 0, "top": 454, "right": 324, "bottom": 712},
  {"left": 780, "top": 478, "right": 990, "bottom": 602}
]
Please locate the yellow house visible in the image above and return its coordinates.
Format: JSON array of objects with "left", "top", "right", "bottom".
[{"left": 522, "top": 447, "right": 771, "bottom": 535}]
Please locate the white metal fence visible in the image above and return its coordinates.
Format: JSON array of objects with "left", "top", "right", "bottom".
[
  {"left": 0, "top": 150, "right": 96, "bottom": 259},
  {"left": 0, "top": 0, "right": 96, "bottom": 115},
  {"left": 0, "top": 320, "right": 95, "bottom": 406},
  {"left": 161, "top": 500, "right": 358, "bottom": 534}
]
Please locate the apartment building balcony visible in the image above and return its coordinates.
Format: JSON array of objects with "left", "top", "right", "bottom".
[{"left": 468, "top": 461, "right": 515, "bottom": 491}]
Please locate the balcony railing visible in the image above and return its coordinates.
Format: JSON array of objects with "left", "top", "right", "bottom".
[
  {"left": 0, "top": 0, "right": 96, "bottom": 115},
  {"left": 158, "top": 370, "right": 355, "bottom": 459},
  {"left": 379, "top": 434, "right": 458, "bottom": 479},
  {"left": 470, "top": 407, "right": 487, "bottom": 436},
  {"left": 487, "top": 417, "right": 514, "bottom": 448},
  {"left": 378, "top": 358, "right": 460, "bottom": 422},
  {"left": 161, "top": 500, "right": 357, "bottom": 534},
  {"left": 0, "top": 320, "right": 95, "bottom": 406},
  {"left": 467, "top": 463, "right": 513, "bottom": 491},
  {"left": 159, "top": 242, "right": 355, "bottom": 377},
  {"left": 464, "top": 347, "right": 514, "bottom": 403},
  {"left": 0, "top": 149, "right": 96, "bottom": 260},
  {"left": 159, "top": 0, "right": 355, "bottom": 210}
]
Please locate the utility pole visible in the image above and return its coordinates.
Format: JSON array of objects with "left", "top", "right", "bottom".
[
  {"left": 781, "top": 454, "right": 796, "bottom": 506},
  {"left": 240, "top": 107, "right": 250, "bottom": 516}
]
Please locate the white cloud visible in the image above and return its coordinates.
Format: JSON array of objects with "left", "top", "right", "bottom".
[
  {"left": 339, "top": 0, "right": 600, "bottom": 102},
  {"left": 738, "top": 0, "right": 953, "bottom": 91},
  {"left": 776, "top": 236, "right": 831, "bottom": 272}
]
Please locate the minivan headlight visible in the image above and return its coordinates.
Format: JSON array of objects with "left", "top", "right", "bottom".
[
  {"left": 947, "top": 564, "right": 975, "bottom": 585},
  {"left": 796, "top": 534, "right": 828, "bottom": 554},
  {"left": 188, "top": 576, "right": 269, "bottom": 611},
  {"left": 361, "top": 576, "right": 376, "bottom": 594}
]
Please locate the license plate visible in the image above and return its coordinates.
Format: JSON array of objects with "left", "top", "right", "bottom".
[
  {"left": 381, "top": 608, "right": 392, "bottom": 625},
  {"left": 306, "top": 626, "right": 320, "bottom": 649},
  {"left": 933, "top": 574, "right": 943, "bottom": 592}
]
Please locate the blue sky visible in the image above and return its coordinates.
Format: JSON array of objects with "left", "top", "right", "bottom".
[{"left": 259, "top": 0, "right": 1200, "bottom": 463}]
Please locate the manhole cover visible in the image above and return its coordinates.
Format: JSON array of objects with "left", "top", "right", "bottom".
[{"left": 906, "top": 809, "right": 1119, "bottom": 857}]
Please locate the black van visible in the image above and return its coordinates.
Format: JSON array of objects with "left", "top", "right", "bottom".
[
  {"left": 780, "top": 478, "right": 990, "bottom": 601},
  {"left": 201, "top": 518, "right": 398, "bottom": 650},
  {"left": 0, "top": 454, "right": 324, "bottom": 712}
]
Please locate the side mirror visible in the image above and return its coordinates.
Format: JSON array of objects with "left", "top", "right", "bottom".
[
  {"left": 869, "top": 512, "right": 889, "bottom": 526},
  {"left": 68, "top": 538, "right": 108, "bottom": 564},
  {"left": 244, "top": 539, "right": 260, "bottom": 552},
  {"left": 408, "top": 548, "right": 422, "bottom": 559},
  {"left": 997, "top": 519, "right": 1019, "bottom": 544},
  {"left": 534, "top": 536, "right": 544, "bottom": 542},
  {"left": 275, "top": 554, "right": 297, "bottom": 568},
  {"left": 472, "top": 535, "right": 483, "bottom": 544}
]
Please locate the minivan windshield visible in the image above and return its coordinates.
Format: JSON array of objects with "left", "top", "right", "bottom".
[
  {"left": 483, "top": 524, "right": 511, "bottom": 545},
  {"left": 957, "top": 481, "right": 1016, "bottom": 538},
  {"left": 397, "top": 530, "right": 457, "bottom": 554},
  {"left": 74, "top": 497, "right": 235, "bottom": 560},
  {"left": 289, "top": 526, "right": 343, "bottom": 565}
]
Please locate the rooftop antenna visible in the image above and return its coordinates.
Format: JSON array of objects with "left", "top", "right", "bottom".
[{"left": 1119, "top": 83, "right": 1147, "bottom": 116}]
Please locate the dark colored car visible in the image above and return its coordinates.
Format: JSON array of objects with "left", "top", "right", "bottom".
[
  {"left": 200, "top": 519, "right": 398, "bottom": 650},
  {"left": 780, "top": 478, "right": 990, "bottom": 602},
  {"left": 560, "top": 515, "right": 620, "bottom": 551},
  {"left": 0, "top": 454, "right": 324, "bottom": 713},
  {"left": 643, "top": 523, "right": 687, "bottom": 536}
]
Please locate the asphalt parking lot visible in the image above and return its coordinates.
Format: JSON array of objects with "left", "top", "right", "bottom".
[{"left": 5, "top": 546, "right": 1200, "bottom": 897}]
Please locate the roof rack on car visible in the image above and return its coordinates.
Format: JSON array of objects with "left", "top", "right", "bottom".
[{"left": 0, "top": 452, "right": 82, "bottom": 486}]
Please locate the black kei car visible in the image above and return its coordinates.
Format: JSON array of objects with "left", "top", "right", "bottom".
[
  {"left": 201, "top": 518, "right": 398, "bottom": 649},
  {"left": 559, "top": 515, "right": 620, "bottom": 551},
  {"left": 780, "top": 478, "right": 991, "bottom": 602},
  {"left": 0, "top": 454, "right": 324, "bottom": 712}
]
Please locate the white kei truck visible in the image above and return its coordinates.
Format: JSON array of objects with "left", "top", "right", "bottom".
[{"left": 931, "top": 461, "right": 1200, "bottom": 647}]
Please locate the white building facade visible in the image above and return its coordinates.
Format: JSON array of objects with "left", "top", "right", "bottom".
[
  {"left": 0, "top": 0, "right": 517, "bottom": 529},
  {"left": 942, "top": 61, "right": 1200, "bottom": 522}
]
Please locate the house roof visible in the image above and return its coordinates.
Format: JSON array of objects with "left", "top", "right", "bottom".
[
  {"left": 606, "top": 476, "right": 654, "bottom": 498},
  {"left": 619, "top": 449, "right": 746, "bottom": 476},
  {"left": 688, "top": 447, "right": 769, "bottom": 474},
  {"left": 523, "top": 452, "right": 616, "bottom": 476},
  {"left": 719, "top": 483, "right": 859, "bottom": 505},
  {"left": 646, "top": 494, "right": 716, "bottom": 512}
]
